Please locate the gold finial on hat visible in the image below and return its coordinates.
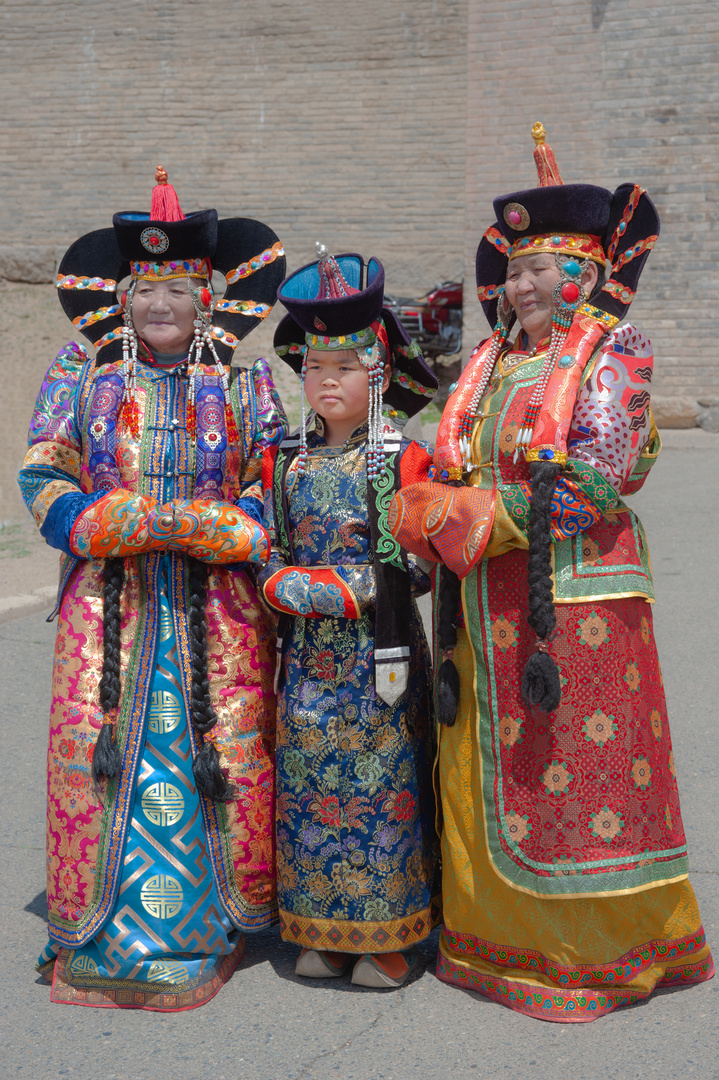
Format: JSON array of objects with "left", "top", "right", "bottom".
[
  {"left": 531, "top": 122, "right": 563, "bottom": 187},
  {"left": 531, "top": 122, "right": 547, "bottom": 147},
  {"left": 155, "top": 164, "right": 169, "bottom": 185}
]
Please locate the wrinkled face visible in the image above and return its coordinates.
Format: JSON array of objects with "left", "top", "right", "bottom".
[
  {"left": 303, "top": 349, "right": 390, "bottom": 432},
  {"left": 131, "top": 277, "right": 198, "bottom": 354},
  {"left": 504, "top": 253, "right": 598, "bottom": 347},
  {"left": 504, "top": 254, "right": 562, "bottom": 345}
]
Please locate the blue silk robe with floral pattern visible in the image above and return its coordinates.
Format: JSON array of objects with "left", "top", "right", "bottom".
[{"left": 258, "top": 421, "right": 439, "bottom": 954}]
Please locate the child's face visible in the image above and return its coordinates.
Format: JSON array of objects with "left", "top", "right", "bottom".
[{"left": 303, "top": 348, "right": 374, "bottom": 431}]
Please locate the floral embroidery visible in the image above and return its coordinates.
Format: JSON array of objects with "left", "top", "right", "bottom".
[
  {"left": 541, "top": 761, "right": 574, "bottom": 796},
  {"left": 669, "top": 749, "right": 676, "bottom": 778},
  {"left": 504, "top": 812, "right": 532, "bottom": 844},
  {"left": 624, "top": 661, "right": 641, "bottom": 692},
  {"left": 491, "top": 616, "right": 518, "bottom": 652},
  {"left": 582, "top": 709, "right": 617, "bottom": 747},
  {"left": 664, "top": 804, "right": 673, "bottom": 832},
  {"left": 498, "top": 422, "right": 520, "bottom": 455},
  {"left": 498, "top": 714, "right": 523, "bottom": 748},
  {"left": 576, "top": 611, "right": 610, "bottom": 650},
  {"left": 552, "top": 855, "right": 578, "bottom": 875},
  {"left": 631, "top": 755, "right": 652, "bottom": 790},
  {"left": 580, "top": 536, "right": 601, "bottom": 564},
  {"left": 650, "top": 708, "right": 662, "bottom": 740},
  {"left": 590, "top": 806, "right": 624, "bottom": 843},
  {"left": 640, "top": 615, "right": 651, "bottom": 646}
]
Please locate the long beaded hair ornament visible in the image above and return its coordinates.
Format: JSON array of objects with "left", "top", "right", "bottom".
[{"left": 118, "top": 167, "right": 239, "bottom": 445}]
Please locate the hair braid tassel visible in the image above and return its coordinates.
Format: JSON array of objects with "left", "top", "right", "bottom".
[
  {"left": 521, "top": 460, "right": 562, "bottom": 713},
  {"left": 436, "top": 563, "right": 462, "bottom": 726},
  {"left": 188, "top": 558, "right": 232, "bottom": 801},
  {"left": 92, "top": 557, "right": 125, "bottom": 786}
]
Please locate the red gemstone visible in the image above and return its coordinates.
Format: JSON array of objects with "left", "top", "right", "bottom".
[
  {"left": 508, "top": 210, "right": 521, "bottom": 225},
  {"left": 200, "top": 287, "right": 212, "bottom": 307},
  {"left": 150, "top": 236, "right": 159, "bottom": 245},
  {"left": 561, "top": 282, "right": 580, "bottom": 303}
]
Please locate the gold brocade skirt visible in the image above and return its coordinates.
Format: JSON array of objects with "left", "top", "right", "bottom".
[{"left": 436, "top": 630, "right": 713, "bottom": 1022}]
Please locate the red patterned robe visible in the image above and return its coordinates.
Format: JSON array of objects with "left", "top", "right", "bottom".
[{"left": 394, "top": 323, "right": 713, "bottom": 1020}]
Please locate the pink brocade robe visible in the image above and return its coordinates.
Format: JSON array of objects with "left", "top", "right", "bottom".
[{"left": 19, "top": 343, "right": 287, "bottom": 950}]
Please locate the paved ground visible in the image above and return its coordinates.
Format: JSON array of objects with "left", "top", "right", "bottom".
[{"left": 1, "top": 433, "right": 718, "bottom": 1079}]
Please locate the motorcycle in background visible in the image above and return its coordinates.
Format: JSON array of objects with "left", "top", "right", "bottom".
[{"left": 384, "top": 280, "right": 463, "bottom": 402}]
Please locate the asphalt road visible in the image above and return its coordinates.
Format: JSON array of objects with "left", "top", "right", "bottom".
[{"left": 1, "top": 433, "right": 718, "bottom": 1080}]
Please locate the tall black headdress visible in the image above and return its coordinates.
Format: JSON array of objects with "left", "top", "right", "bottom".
[{"left": 56, "top": 166, "right": 286, "bottom": 369}]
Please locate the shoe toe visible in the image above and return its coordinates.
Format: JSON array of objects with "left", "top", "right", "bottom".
[
  {"left": 350, "top": 954, "right": 414, "bottom": 989},
  {"left": 295, "top": 949, "right": 348, "bottom": 979}
]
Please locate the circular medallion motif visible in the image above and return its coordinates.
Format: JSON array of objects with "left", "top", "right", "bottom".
[
  {"left": 90, "top": 418, "right": 108, "bottom": 439},
  {"left": 147, "top": 689, "right": 182, "bottom": 733},
  {"left": 204, "top": 429, "right": 222, "bottom": 449},
  {"left": 503, "top": 202, "right": 530, "bottom": 232},
  {"left": 140, "top": 874, "right": 183, "bottom": 919},
  {"left": 140, "top": 226, "right": 170, "bottom": 254},
  {"left": 141, "top": 782, "right": 185, "bottom": 827}
]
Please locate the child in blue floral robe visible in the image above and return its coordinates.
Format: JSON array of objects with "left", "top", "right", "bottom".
[{"left": 252, "top": 249, "right": 440, "bottom": 988}]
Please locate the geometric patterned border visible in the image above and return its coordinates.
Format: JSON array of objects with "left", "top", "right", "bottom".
[
  {"left": 442, "top": 927, "right": 708, "bottom": 987},
  {"left": 436, "top": 949, "right": 714, "bottom": 1023},
  {"left": 279, "top": 899, "right": 441, "bottom": 954},
  {"left": 48, "top": 939, "right": 245, "bottom": 1012}
]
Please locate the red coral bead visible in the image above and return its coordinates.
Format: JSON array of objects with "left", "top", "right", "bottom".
[
  {"left": 200, "top": 287, "right": 212, "bottom": 308},
  {"left": 561, "top": 282, "right": 580, "bottom": 303}
]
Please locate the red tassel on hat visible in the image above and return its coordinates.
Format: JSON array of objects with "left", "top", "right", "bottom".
[
  {"left": 150, "top": 165, "right": 186, "bottom": 222},
  {"left": 532, "top": 122, "right": 564, "bottom": 188}
]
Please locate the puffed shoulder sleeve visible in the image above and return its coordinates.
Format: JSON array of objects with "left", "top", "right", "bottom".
[
  {"left": 242, "top": 358, "right": 289, "bottom": 485},
  {"left": 568, "top": 323, "right": 656, "bottom": 494},
  {"left": 18, "top": 342, "right": 103, "bottom": 552}
]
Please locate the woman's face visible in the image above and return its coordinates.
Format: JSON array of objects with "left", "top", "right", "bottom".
[
  {"left": 504, "top": 253, "right": 598, "bottom": 348},
  {"left": 131, "top": 278, "right": 197, "bottom": 354}
]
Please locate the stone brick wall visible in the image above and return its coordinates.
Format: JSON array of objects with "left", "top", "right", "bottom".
[
  {"left": 0, "top": 0, "right": 467, "bottom": 293},
  {"left": 463, "top": 0, "right": 719, "bottom": 400},
  {"left": 3, "top": 0, "right": 718, "bottom": 522},
  {"left": 0, "top": 0, "right": 467, "bottom": 521}
]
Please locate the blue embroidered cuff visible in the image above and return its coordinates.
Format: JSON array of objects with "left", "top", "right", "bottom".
[
  {"left": 235, "top": 495, "right": 264, "bottom": 526},
  {"left": 40, "top": 490, "right": 106, "bottom": 556}
]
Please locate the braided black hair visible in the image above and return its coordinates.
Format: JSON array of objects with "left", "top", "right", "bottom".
[
  {"left": 436, "top": 562, "right": 462, "bottom": 727},
  {"left": 521, "top": 460, "right": 562, "bottom": 713},
  {"left": 92, "top": 557, "right": 124, "bottom": 786},
  {"left": 187, "top": 557, "right": 232, "bottom": 801}
]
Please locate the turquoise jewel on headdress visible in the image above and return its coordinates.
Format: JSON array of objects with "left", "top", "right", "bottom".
[{"left": 563, "top": 259, "right": 582, "bottom": 276}]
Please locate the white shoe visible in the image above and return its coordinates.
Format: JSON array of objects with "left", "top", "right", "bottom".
[{"left": 295, "top": 949, "right": 353, "bottom": 978}]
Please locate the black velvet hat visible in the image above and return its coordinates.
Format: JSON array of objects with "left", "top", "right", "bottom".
[
  {"left": 274, "top": 251, "right": 438, "bottom": 420},
  {"left": 475, "top": 124, "right": 660, "bottom": 329},
  {"left": 113, "top": 208, "right": 218, "bottom": 263},
  {"left": 56, "top": 169, "right": 286, "bottom": 366}
]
